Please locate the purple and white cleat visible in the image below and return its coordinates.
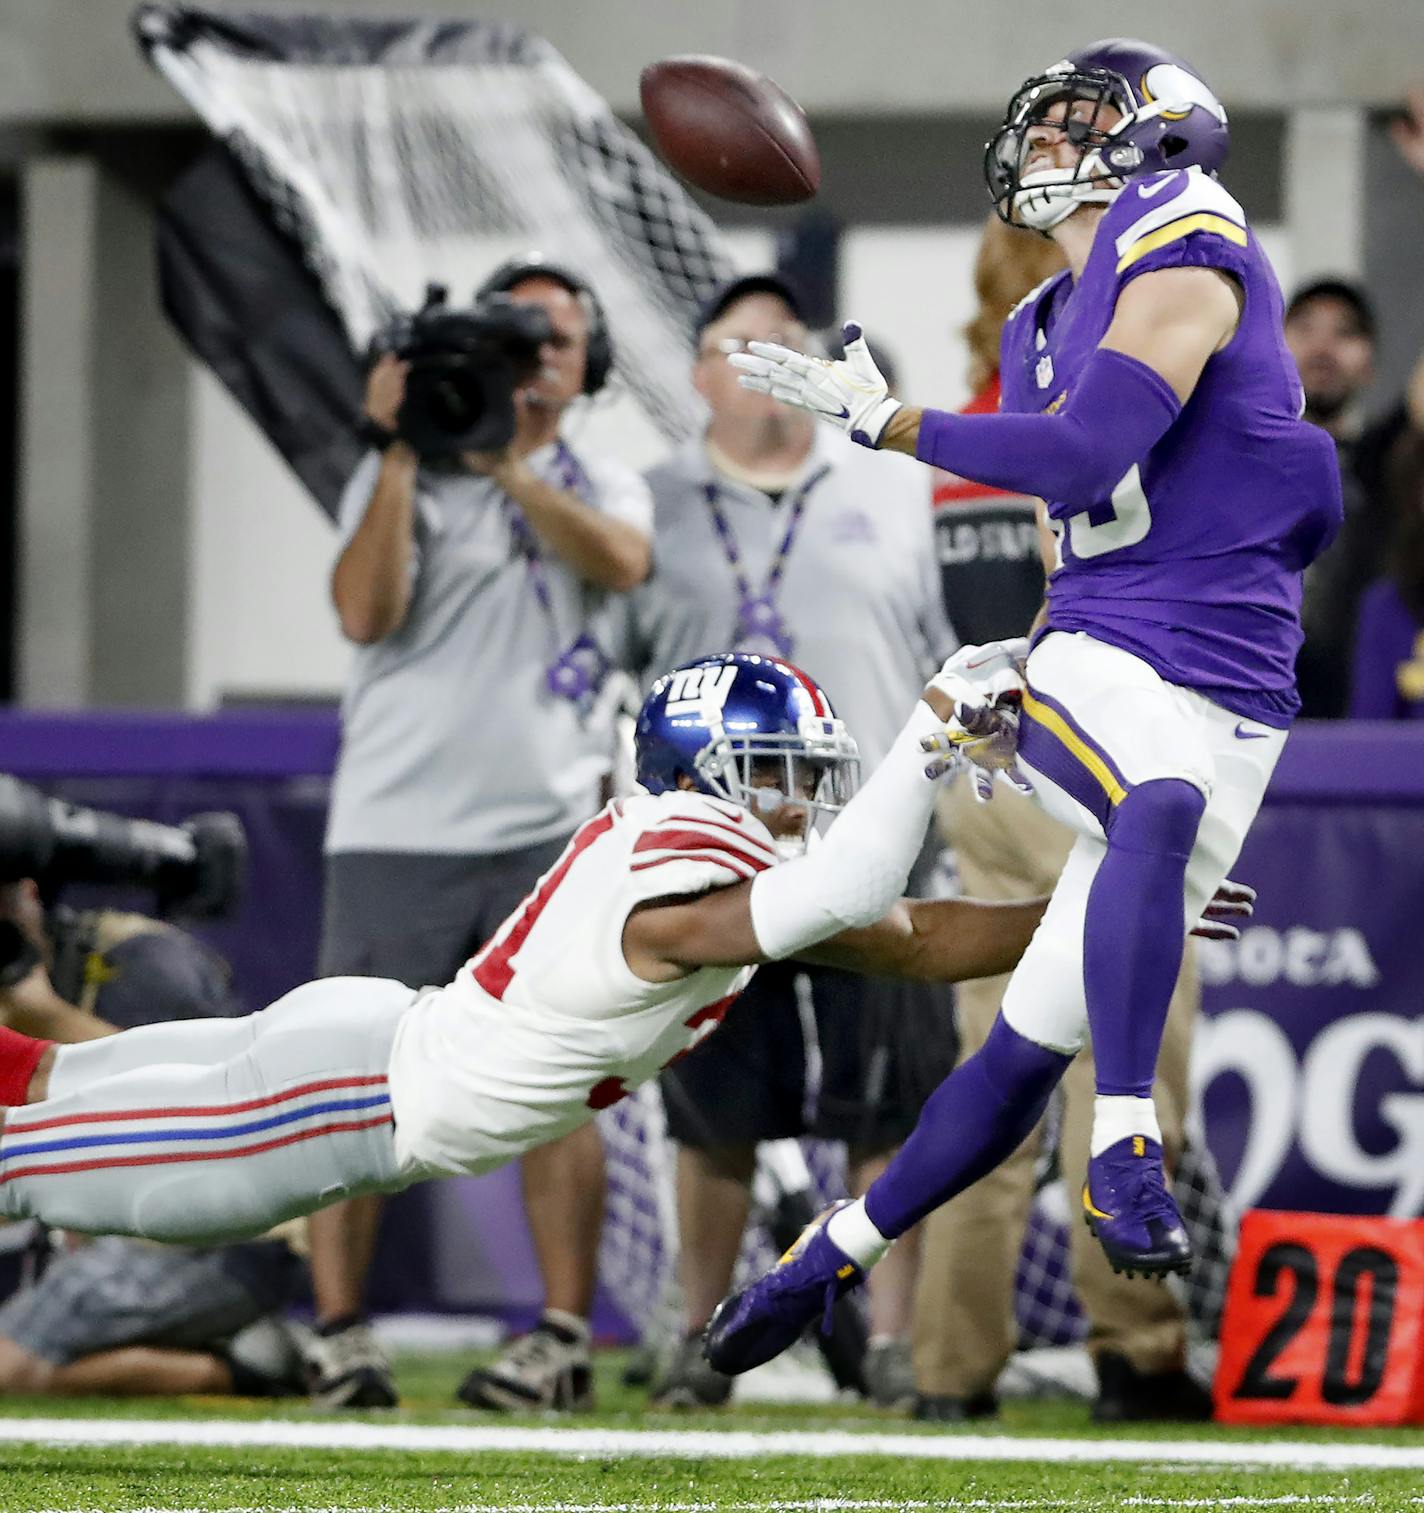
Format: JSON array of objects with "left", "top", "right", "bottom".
[
  {"left": 702, "top": 1200, "right": 865, "bottom": 1376},
  {"left": 1082, "top": 1136, "right": 1192, "bottom": 1279}
]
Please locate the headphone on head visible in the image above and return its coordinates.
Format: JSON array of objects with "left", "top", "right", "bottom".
[{"left": 474, "top": 254, "right": 613, "bottom": 396}]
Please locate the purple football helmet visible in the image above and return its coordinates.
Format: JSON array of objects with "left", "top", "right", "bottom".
[
  {"left": 635, "top": 653, "right": 859, "bottom": 855},
  {"left": 985, "top": 38, "right": 1230, "bottom": 232}
]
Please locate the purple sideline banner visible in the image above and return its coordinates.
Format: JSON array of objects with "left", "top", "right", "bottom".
[
  {"left": 1195, "top": 724, "right": 1424, "bottom": 1222},
  {"left": 3, "top": 712, "right": 1423, "bottom": 1317}
]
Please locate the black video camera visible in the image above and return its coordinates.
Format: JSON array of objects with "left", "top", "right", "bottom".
[
  {"left": 372, "top": 284, "right": 552, "bottom": 458},
  {"left": 0, "top": 775, "right": 246, "bottom": 921}
]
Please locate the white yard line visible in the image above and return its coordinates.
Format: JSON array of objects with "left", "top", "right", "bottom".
[{"left": 1, "top": 1417, "right": 1424, "bottom": 1473}]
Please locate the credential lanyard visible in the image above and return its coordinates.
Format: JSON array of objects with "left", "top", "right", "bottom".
[
  {"left": 502, "top": 442, "right": 608, "bottom": 715},
  {"left": 702, "top": 462, "right": 831, "bottom": 611},
  {"left": 503, "top": 440, "right": 589, "bottom": 623}
]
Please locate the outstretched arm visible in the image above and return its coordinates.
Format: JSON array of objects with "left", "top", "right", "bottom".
[
  {"left": 733, "top": 268, "right": 1240, "bottom": 509},
  {"left": 889, "top": 268, "right": 1239, "bottom": 502},
  {"left": 623, "top": 683, "right": 957, "bottom": 979},
  {"left": 796, "top": 896, "right": 1046, "bottom": 982}
]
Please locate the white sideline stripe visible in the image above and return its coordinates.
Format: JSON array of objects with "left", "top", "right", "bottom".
[{"left": 3, "top": 1417, "right": 1424, "bottom": 1472}]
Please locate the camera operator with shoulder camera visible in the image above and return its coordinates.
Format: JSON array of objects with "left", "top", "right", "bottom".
[
  {"left": 0, "top": 789, "right": 302, "bottom": 1400},
  {"left": 313, "top": 256, "right": 653, "bottom": 1409}
]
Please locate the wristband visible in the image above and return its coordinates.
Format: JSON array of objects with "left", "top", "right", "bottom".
[{"left": 357, "top": 416, "right": 400, "bottom": 452}]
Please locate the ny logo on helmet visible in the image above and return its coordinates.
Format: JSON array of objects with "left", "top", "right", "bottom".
[{"left": 665, "top": 665, "right": 739, "bottom": 718}]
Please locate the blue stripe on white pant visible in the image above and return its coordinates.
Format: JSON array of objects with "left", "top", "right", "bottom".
[{"left": 0, "top": 978, "right": 415, "bottom": 1244}]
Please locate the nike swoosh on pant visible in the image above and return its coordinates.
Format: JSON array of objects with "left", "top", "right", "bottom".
[{"left": 1234, "top": 723, "right": 1269, "bottom": 740}]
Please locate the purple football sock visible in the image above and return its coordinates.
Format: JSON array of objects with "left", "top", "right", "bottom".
[
  {"left": 1085, "top": 778, "right": 1206, "bottom": 1099},
  {"left": 863, "top": 1015, "right": 1071, "bottom": 1239}
]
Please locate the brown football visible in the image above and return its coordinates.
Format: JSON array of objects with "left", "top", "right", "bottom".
[{"left": 639, "top": 54, "right": 820, "bottom": 206}]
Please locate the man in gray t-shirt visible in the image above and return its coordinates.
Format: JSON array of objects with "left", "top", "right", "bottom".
[
  {"left": 312, "top": 259, "right": 652, "bottom": 1412},
  {"left": 613, "top": 274, "right": 958, "bottom": 1409}
]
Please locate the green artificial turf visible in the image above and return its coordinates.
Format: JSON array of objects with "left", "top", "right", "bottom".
[{"left": 0, "top": 1350, "right": 1418, "bottom": 1510}]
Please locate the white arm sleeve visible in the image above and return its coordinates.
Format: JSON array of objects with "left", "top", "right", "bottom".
[{"left": 748, "top": 699, "right": 944, "bottom": 960}]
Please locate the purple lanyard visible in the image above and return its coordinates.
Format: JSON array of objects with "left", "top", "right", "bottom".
[
  {"left": 503, "top": 441, "right": 589, "bottom": 622},
  {"left": 702, "top": 463, "right": 831, "bottom": 608}
]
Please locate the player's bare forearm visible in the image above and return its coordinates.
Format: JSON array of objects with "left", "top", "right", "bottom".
[
  {"left": 796, "top": 896, "right": 1047, "bottom": 982},
  {"left": 878, "top": 406, "right": 925, "bottom": 457},
  {"left": 496, "top": 459, "right": 650, "bottom": 592},
  {"left": 331, "top": 445, "right": 419, "bottom": 643}
]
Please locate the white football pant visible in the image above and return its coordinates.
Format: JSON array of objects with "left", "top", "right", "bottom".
[{"left": 999, "top": 630, "right": 1286, "bottom": 1053}]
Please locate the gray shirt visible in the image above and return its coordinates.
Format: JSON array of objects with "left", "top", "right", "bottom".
[
  {"left": 618, "top": 429, "right": 954, "bottom": 772},
  {"left": 326, "top": 443, "right": 653, "bottom": 856}
]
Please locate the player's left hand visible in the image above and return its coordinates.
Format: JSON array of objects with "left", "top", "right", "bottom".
[
  {"left": 730, "top": 322, "right": 903, "bottom": 448},
  {"left": 922, "top": 707, "right": 1036, "bottom": 799},
  {"left": 927, "top": 638, "right": 1029, "bottom": 711},
  {"left": 1191, "top": 878, "right": 1257, "bottom": 941},
  {"left": 920, "top": 639, "right": 1033, "bottom": 790}
]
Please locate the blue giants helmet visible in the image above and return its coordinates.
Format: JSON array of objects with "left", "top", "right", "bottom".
[
  {"left": 985, "top": 38, "right": 1230, "bottom": 232},
  {"left": 634, "top": 653, "right": 859, "bottom": 854}
]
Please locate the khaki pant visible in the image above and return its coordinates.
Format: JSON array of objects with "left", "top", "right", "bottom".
[{"left": 910, "top": 775, "right": 1197, "bottom": 1398}]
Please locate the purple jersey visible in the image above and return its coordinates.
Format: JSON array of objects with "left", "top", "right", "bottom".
[{"left": 1001, "top": 168, "right": 1343, "bottom": 727}]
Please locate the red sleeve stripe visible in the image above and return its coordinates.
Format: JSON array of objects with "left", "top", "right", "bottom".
[
  {"left": 633, "top": 828, "right": 774, "bottom": 872},
  {"left": 661, "top": 813, "right": 779, "bottom": 861},
  {"left": 630, "top": 852, "right": 758, "bottom": 882}
]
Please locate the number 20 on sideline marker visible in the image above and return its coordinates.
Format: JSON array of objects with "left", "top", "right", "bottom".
[{"left": 1215, "top": 1210, "right": 1424, "bottom": 1425}]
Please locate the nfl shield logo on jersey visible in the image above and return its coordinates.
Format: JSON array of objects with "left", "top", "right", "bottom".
[{"left": 1036, "top": 353, "right": 1055, "bottom": 390}]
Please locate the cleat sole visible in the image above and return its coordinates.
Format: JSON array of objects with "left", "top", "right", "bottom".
[{"left": 1084, "top": 1211, "right": 1193, "bottom": 1280}]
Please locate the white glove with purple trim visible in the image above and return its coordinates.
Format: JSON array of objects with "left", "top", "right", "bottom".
[
  {"left": 729, "top": 322, "right": 903, "bottom": 448},
  {"left": 920, "top": 639, "right": 1035, "bottom": 800}
]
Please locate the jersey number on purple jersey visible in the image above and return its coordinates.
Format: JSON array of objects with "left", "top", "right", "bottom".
[{"left": 1052, "top": 465, "right": 1154, "bottom": 566}]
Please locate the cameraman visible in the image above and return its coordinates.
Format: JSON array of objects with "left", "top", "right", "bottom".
[
  {"left": 313, "top": 257, "right": 652, "bottom": 1409},
  {"left": 0, "top": 881, "right": 304, "bottom": 1398}
]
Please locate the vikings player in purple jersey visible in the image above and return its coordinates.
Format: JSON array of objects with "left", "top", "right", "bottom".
[{"left": 704, "top": 38, "right": 1342, "bottom": 1377}]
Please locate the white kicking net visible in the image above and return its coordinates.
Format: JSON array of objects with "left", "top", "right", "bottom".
[{"left": 135, "top": 5, "right": 737, "bottom": 441}]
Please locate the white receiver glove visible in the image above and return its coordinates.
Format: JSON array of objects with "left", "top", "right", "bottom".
[
  {"left": 730, "top": 322, "right": 903, "bottom": 448},
  {"left": 920, "top": 639, "right": 1035, "bottom": 800},
  {"left": 926, "top": 638, "right": 1029, "bottom": 712}
]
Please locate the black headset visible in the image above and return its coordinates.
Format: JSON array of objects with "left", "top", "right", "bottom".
[{"left": 474, "top": 254, "right": 613, "bottom": 396}]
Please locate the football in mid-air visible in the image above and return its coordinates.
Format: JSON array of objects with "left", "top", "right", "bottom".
[{"left": 639, "top": 54, "right": 821, "bottom": 205}]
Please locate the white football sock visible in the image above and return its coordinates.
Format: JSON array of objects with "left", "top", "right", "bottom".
[
  {"left": 825, "top": 1199, "right": 893, "bottom": 1269},
  {"left": 1090, "top": 1094, "right": 1162, "bottom": 1157}
]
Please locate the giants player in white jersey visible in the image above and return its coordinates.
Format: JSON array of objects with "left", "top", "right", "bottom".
[{"left": 0, "top": 652, "right": 1107, "bottom": 1245}]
